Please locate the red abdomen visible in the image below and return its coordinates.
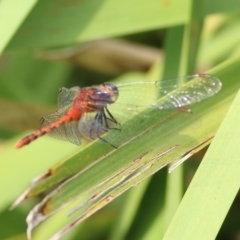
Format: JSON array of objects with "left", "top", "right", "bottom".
[{"left": 15, "top": 108, "right": 82, "bottom": 148}]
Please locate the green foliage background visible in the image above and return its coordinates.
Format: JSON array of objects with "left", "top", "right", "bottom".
[{"left": 1, "top": 0, "right": 240, "bottom": 240}]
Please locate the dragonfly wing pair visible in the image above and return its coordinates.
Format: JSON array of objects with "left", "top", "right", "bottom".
[
  {"left": 112, "top": 74, "right": 222, "bottom": 111},
  {"left": 41, "top": 87, "right": 82, "bottom": 146}
]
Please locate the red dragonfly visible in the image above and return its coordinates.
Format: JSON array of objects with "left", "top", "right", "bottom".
[{"left": 15, "top": 74, "right": 222, "bottom": 149}]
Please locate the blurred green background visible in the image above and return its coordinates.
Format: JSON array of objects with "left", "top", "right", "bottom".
[{"left": 1, "top": 0, "right": 240, "bottom": 240}]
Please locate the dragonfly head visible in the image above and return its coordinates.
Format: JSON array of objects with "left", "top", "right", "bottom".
[{"left": 97, "top": 83, "right": 119, "bottom": 104}]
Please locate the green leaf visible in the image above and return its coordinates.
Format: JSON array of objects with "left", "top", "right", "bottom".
[
  {"left": 6, "top": 0, "right": 190, "bottom": 50},
  {"left": 203, "top": 0, "right": 240, "bottom": 14},
  {"left": 163, "top": 69, "right": 240, "bottom": 240},
  {"left": 0, "top": 0, "right": 37, "bottom": 53}
]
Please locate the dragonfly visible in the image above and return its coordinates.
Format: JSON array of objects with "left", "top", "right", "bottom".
[{"left": 15, "top": 74, "right": 222, "bottom": 149}]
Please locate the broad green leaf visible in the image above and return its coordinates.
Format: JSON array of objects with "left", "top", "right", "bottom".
[
  {"left": 6, "top": 0, "right": 191, "bottom": 50},
  {"left": 203, "top": 0, "right": 240, "bottom": 15},
  {"left": 5, "top": 0, "right": 240, "bottom": 51},
  {"left": 0, "top": 0, "right": 37, "bottom": 53},
  {"left": 163, "top": 71, "right": 240, "bottom": 240}
]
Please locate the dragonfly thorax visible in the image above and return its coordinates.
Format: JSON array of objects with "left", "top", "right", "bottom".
[{"left": 72, "top": 83, "right": 119, "bottom": 112}]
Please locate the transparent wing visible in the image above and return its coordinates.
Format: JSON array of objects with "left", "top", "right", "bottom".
[
  {"left": 78, "top": 113, "right": 102, "bottom": 141},
  {"left": 41, "top": 105, "right": 81, "bottom": 146},
  {"left": 58, "top": 86, "right": 80, "bottom": 109},
  {"left": 77, "top": 111, "right": 119, "bottom": 141},
  {"left": 113, "top": 74, "right": 222, "bottom": 110}
]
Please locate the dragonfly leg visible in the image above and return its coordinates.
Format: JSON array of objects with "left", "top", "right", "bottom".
[
  {"left": 105, "top": 107, "right": 121, "bottom": 130},
  {"left": 89, "top": 110, "right": 118, "bottom": 148}
]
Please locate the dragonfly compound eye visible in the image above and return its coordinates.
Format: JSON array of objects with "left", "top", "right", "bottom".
[{"left": 99, "top": 83, "right": 119, "bottom": 103}]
